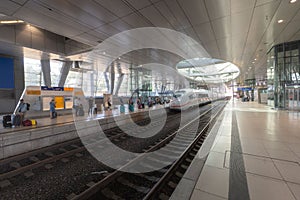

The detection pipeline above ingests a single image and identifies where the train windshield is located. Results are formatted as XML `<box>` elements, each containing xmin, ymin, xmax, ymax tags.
<box><xmin>174</xmin><ymin>91</ymin><xmax>185</xmax><ymax>98</ymax></box>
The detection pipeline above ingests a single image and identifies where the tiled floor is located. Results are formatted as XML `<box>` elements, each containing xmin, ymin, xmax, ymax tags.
<box><xmin>190</xmin><ymin>99</ymin><xmax>300</xmax><ymax>200</ymax></box>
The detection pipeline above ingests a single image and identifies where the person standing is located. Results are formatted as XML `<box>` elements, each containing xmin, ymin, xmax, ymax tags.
<box><xmin>88</xmin><ymin>96</ymin><xmax>94</xmax><ymax>116</ymax></box>
<box><xmin>74</xmin><ymin>97</ymin><xmax>79</xmax><ymax>116</ymax></box>
<box><xmin>49</xmin><ymin>99</ymin><xmax>56</xmax><ymax>119</ymax></box>
<box><xmin>17</xmin><ymin>99</ymin><xmax>27</xmax><ymax>123</ymax></box>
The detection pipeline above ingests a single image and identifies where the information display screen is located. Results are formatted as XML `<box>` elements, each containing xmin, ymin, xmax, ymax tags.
<box><xmin>65</xmin><ymin>97</ymin><xmax>73</xmax><ymax>109</ymax></box>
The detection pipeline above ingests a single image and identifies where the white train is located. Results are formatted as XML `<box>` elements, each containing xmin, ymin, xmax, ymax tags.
<box><xmin>169</xmin><ymin>88</ymin><xmax>212</xmax><ymax>110</ymax></box>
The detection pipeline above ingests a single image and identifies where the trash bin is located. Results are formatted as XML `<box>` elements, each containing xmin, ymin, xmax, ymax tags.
<box><xmin>129</xmin><ymin>104</ymin><xmax>134</xmax><ymax>112</ymax></box>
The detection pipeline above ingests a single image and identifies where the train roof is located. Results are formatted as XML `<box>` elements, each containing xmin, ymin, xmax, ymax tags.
<box><xmin>175</xmin><ymin>88</ymin><xmax>208</xmax><ymax>94</ymax></box>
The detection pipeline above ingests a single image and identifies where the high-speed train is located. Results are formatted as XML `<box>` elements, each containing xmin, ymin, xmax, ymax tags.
<box><xmin>169</xmin><ymin>88</ymin><xmax>213</xmax><ymax>110</ymax></box>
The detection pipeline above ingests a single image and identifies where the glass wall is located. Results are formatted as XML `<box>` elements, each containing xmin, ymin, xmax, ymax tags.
<box><xmin>267</xmin><ymin>40</ymin><xmax>300</xmax><ymax>109</ymax></box>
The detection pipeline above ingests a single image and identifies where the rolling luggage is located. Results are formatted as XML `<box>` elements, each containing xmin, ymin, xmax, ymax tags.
<box><xmin>31</xmin><ymin>119</ymin><xmax>37</xmax><ymax>125</ymax></box>
<box><xmin>78</xmin><ymin>107</ymin><xmax>84</xmax><ymax>116</ymax></box>
<box><xmin>52</xmin><ymin>112</ymin><xmax>57</xmax><ymax>118</ymax></box>
<box><xmin>3</xmin><ymin>115</ymin><xmax>12</xmax><ymax>128</ymax></box>
<box><xmin>22</xmin><ymin>119</ymin><xmax>32</xmax><ymax>126</ymax></box>
<box><xmin>120</xmin><ymin>105</ymin><xmax>125</xmax><ymax>113</ymax></box>
<box><xmin>129</xmin><ymin>104</ymin><xmax>134</xmax><ymax>112</ymax></box>
<box><xmin>12</xmin><ymin>114</ymin><xmax>21</xmax><ymax>126</ymax></box>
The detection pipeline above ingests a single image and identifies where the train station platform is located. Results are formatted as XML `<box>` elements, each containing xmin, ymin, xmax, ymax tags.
<box><xmin>171</xmin><ymin>99</ymin><xmax>300</xmax><ymax>200</ymax></box>
<box><xmin>0</xmin><ymin>104</ymin><xmax>168</xmax><ymax>159</ymax></box>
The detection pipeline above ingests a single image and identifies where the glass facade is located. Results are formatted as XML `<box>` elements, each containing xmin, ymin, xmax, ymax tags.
<box><xmin>267</xmin><ymin>40</ymin><xmax>300</xmax><ymax>109</ymax></box>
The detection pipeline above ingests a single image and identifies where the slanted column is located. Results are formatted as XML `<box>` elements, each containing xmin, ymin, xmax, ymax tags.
<box><xmin>58</xmin><ymin>61</ymin><xmax>72</xmax><ymax>87</ymax></box>
<box><xmin>114</xmin><ymin>62</ymin><xmax>124</xmax><ymax>96</ymax></box>
<box><xmin>41</xmin><ymin>59</ymin><xmax>51</xmax><ymax>87</ymax></box>
<box><xmin>110</xmin><ymin>62</ymin><xmax>115</xmax><ymax>94</ymax></box>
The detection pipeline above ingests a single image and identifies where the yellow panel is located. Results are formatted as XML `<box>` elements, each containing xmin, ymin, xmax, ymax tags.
<box><xmin>64</xmin><ymin>87</ymin><xmax>74</xmax><ymax>91</ymax></box>
<box><xmin>27</xmin><ymin>90</ymin><xmax>41</xmax><ymax>95</ymax></box>
<box><xmin>54</xmin><ymin>96</ymin><xmax>64</xmax><ymax>110</ymax></box>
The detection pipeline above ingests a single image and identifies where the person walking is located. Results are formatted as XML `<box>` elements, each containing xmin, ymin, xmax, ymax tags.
<box><xmin>49</xmin><ymin>99</ymin><xmax>56</xmax><ymax>119</ymax></box>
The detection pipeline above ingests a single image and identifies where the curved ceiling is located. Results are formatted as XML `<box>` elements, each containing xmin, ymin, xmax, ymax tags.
<box><xmin>0</xmin><ymin>0</ymin><xmax>300</xmax><ymax>84</ymax></box>
<box><xmin>176</xmin><ymin>58</ymin><xmax>240</xmax><ymax>83</ymax></box>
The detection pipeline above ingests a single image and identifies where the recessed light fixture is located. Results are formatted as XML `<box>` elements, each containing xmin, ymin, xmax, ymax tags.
<box><xmin>103</xmin><ymin>52</ymin><xmax>106</xmax><ymax>55</ymax></box>
<box><xmin>252</xmin><ymin>61</ymin><xmax>255</xmax><ymax>64</ymax></box>
<box><xmin>0</xmin><ymin>20</ymin><xmax>24</xmax><ymax>24</ymax></box>
<box><xmin>277</xmin><ymin>19</ymin><xmax>284</xmax><ymax>24</ymax></box>
<box><xmin>290</xmin><ymin>0</ymin><xmax>297</xmax><ymax>3</ymax></box>
<box><xmin>254</xmin><ymin>58</ymin><xmax>257</xmax><ymax>61</ymax></box>
<box><xmin>118</xmin><ymin>57</ymin><xmax>121</xmax><ymax>60</ymax></box>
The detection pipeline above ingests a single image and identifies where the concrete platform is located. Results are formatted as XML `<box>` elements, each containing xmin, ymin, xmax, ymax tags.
<box><xmin>0</xmin><ymin>104</ymin><xmax>168</xmax><ymax>159</ymax></box>
<box><xmin>171</xmin><ymin>99</ymin><xmax>300</xmax><ymax>200</ymax></box>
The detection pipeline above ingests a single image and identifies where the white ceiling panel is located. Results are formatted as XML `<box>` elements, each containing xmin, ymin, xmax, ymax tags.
<box><xmin>153</xmin><ymin>1</ymin><xmax>179</xmax><ymax>29</ymax></box>
<box><xmin>121</xmin><ymin>12</ymin><xmax>152</xmax><ymax>28</ymax></box>
<box><xmin>177</xmin><ymin>0</ymin><xmax>209</xmax><ymax>26</ymax></box>
<box><xmin>109</xmin><ymin>19</ymin><xmax>133</xmax><ymax>32</ymax></box>
<box><xmin>230</xmin><ymin>0</ymin><xmax>255</xmax><ymax>14</ymax></box>
<box><xmin>193</xmin><ymin>22</ymin><xmax>215</xmax><ymax>43</ymax></box>
<box><xmin>94</xmin><ymin>0</ymin><xmax>134</xmax><ymax>18</ymax></box>
<box><xmin>125</xmin><ymin>0</ymin><xmax>152</xmax><ymax>10</ymax></box>
<box><xmin>35</xmin><ymin>0</ymin><xmax>106</xmax><ymax>28</ymax></box>
<box><xmin>202</xmin><ymin>40</ymin><xmax>220</xmax><ymax>58</ymax></box>
<box><xmin>216</xmin><ymin>37</ymin><xmax>232</xmax><ymax>61</ymax></box>
<box><xmin>205</xmin><ymin>0</ymin><xmax>230</xmax><ymax>20</ymax></box>
<box><xmin>0</xmin><ymin>0</ymin><xmax>22</xmax><ymax>15</ymax></box>
<box><xmin>68</xmin><ymin>0</ymin><xmax>118</xmax><ymax>23</ymax></box>
<box><xmin>231</xmin><ymin>10</ymin><xmax>252</xmax><ymax>36</ymax></box>
<box><xmin>275</xmin><ymin>20</ymin><xmax>300</xmax><ymax>44</ymax></box>
<box><xmin>232</xmin><ymin>34</ymin><xmax>247</xmax><ymax>63</ymax></box>
<box><xmin>14</xmin><ymin>5</ymin><xmax>84</xmax><ymax>37</ymax></box>
<box><xmin>163</xmin><ymin>0</ymin><xmax>191</xmax><ymax>30</ymax></box>
<box><xmin>10</xmin><ymin>0</ymin><xmax>28</xmax><ymax>5</ymax></box>
<box><xmin>211</xmin><ymin>15</ymin><xmax>231</xmax><ymax>39</ymax></box>
<box><xmin>96</xmin><ymin>24</ymin><xmax>120</xmax><ymax>36</ymax></box>
<box><xmin>139</xmin><ymin>5</ymin><xmax>173</xmax><ymax>28</ymax></box>
<box><xmin>256</xmin><ymin>0</ymin><xmax>278</xmax><ymax>7</ymax></box>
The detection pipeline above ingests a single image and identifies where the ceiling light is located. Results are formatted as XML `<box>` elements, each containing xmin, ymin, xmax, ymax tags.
<box><xmin>290</xmin><ymin>0</ymin><xmax>297</xmax><ymax>3</ymax></box>
<box><xmin>277</xmin><ymin>19</ymin><xmax>284</xmax><ymax>24</ymax></box>
<box><xmin>254</xmin><ymin>58</ymin><xmax>257</xmax><ymax>61</ymax></box>
<box><xmin>0</xmin><ymin>20</ymin><xmax>24</xmax><ymax>24</ymax></box>
<box><xmin>103</xmin><ymin>52</ymin><xmax>106</xmax><ymax>55</ymax></box>
<box><xmin>252</xmin><ymin>61</ymin><xmax>255</xmax><ymax>64</ymax></box>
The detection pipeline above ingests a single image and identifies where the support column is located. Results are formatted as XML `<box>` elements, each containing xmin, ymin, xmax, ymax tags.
<box><xmin>58</xmin><ymin>61</ymin><xmax>72</xmax><ymax>87</ymax></box>
<box><xmin>110</xmin><ymin>62</ymin><xmax>115</xmax><ymax>94</ymax></box>
<box><xmin>104</xmin><ymin>65</ymin><xmax>110</xmax><ymax>93</ymax></box>
<box><xmin>41</xmin><ymin>59</ymin><xmax>51</xmax><ymax>87</ymax></box>
<box><xmin>114</xmin><ymin>62</ymin><xmax>124</xmax><ymax>96</ymax></box>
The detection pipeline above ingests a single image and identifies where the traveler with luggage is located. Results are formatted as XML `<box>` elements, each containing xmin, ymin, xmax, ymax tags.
<box><xmin>17</xmin><ymin>99</ymin><xmax>28</xmax><ymax>124</ymax></box>
<box><xmin>50</xmin><ymin>99</ymin><xmax>57</xmax><ymax>119</ymax></box>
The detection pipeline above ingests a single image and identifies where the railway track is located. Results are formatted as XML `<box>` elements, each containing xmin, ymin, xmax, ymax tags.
<box><xmin>0</xmin><ymin>101</ymin><xmax>226</xmax><ymax>199</ymax></box>
<box><xmin>0</xmin><ymin>108</ymin><xmax>180</xmax><ymax>188</ymax></box>
<box><xmin>70</xmin><ymin>101</ymin><xmax>227</xmax><ymax>200</ymax></box>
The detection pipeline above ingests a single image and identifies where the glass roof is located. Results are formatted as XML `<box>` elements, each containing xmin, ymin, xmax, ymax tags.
<box><xmin>176</xmin><ymin>58</ymin><xmax>240</xmax><ymax>83</ymax></box>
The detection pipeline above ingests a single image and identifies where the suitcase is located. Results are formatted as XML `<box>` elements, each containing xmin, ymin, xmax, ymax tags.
<box><xmin>12</xmin><ymin>114</ymin><xmax>21</xmax><ymax>126</ymax></box>
<box><xmin>52</xmin><ymin>112</ymin><xmax>57</xmax><ymax>118</ymax></box>
<box><xmin>120</xmin><ymin>105</ymin><xmax>125</xmax><ymax>113</ymax></box>
<box><xmin>3</xmin><ymin>115</ymin><xmax>12</xmax><ymax>128</ymax></box>
<box><xmin>129</xmin><ymin>104</ymin><xmax>134</xmax><ymax>112</ymax></box>
<box><xmin>78</xmin><ymin>107</ymin><xmax>84</xmax><ymax>116</ymax></box>
<box><xmin>22</xmin><ymin>119</ymin><xmax>32</xmax><ymax>126</ymax></box>
<box><xmin>31</xmin><ymin>119</ymin><xmax>37</xmax><ymax>125</ymax></box>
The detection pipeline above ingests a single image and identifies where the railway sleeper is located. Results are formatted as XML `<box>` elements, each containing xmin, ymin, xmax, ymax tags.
<box><xmin>117</xmin><ymin>177</ymin><xmax>150</xmax><ymax>194</ymax></box>
<box><xmin>101</xmin><ymin>188</ymin><xmax>125</xmax><ymax>200</ymax></box>
<box><xmin>136</xmin><ymin>173</ymin><xmax>160</xmax><ymax>182</ymax></box>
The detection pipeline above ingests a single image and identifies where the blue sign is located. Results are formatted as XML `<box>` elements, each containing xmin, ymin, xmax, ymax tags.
<box><xmin>238</xmin><ymin>87</ymin><xmax>252</xmax><ymax>91</ymax></box>
<box><xmin>41</xmin><ymin>86</ymin><xmax>64</xmax><ymax>91</ymax></box>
